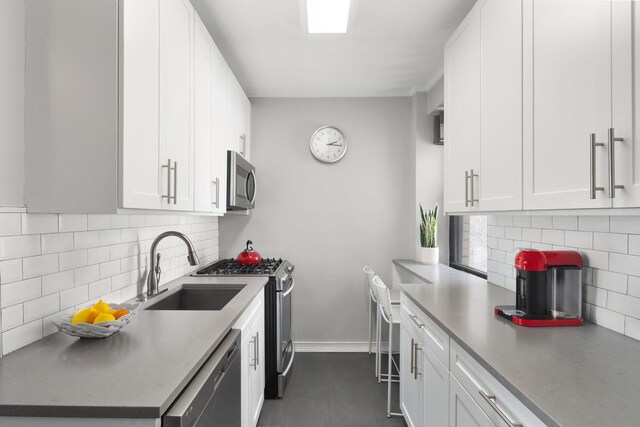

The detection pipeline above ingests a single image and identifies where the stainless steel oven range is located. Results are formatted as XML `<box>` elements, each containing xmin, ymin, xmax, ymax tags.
<box><xmin>193</xmin><ymin>258</ymin><xmax>295</xmax><ymax>399</ymax></box>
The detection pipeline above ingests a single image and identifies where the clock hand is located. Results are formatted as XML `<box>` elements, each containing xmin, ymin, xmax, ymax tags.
<box><xmin>327</xmin><ymin>141</ymin><xmax>343</xmax><ymax>146</ymax></box>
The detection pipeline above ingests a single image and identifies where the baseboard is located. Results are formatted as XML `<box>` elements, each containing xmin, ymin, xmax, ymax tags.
<box><xmin>294</xmin><ymin>341</ymin><xmax>395</xmax><ymax>353</ymax></box>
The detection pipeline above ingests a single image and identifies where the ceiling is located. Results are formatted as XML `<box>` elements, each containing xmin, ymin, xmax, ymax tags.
<box><xmin>192</xmin><ymin>0</ymin><xmax>476</xmax><ymax>98</ymax></box>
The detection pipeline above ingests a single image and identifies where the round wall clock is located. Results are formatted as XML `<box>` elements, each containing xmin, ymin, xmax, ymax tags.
<box><xmin>310</xmin><ymin>126</ymin><xmax>347</xmax><ymax>163</ymax></box>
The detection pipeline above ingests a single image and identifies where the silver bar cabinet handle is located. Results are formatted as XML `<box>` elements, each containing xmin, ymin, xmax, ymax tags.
<box><xmin>590</xmin><ymin>134</ymin><xmax>605</xmax><ymax>199</ymax></box>
<box><xmin>173</xmin><ymin>161</ymin><xmax>178</xmax><ymax>204</ymax></box>
<box><xmin>470</xmin><ymin>169</ymin><xmax>479</xmax><ymax>206</ymax></box>
<box><xmin>409</xmin><ymin>314</ymin><xmax>424</xmax><ymax>329</ymax></box>
<box><xmin>410</xmin><ymin>338</ymin><xmax>415</xmax><ymax>374</ymax></box>
<box><xmin>479</xmin><ymin>390</ymin><xmax>523</xmax><ymax>427</ymax></box>
<box><xmin>255</xmin><ymin>332</ymin><xmax>259</xmax><ymax>369</ymax></box>
<box><xmin>162</xmin><ymin>159</ymin><xmax>172</xmax><ymax>204</ymax></box>
<box><xmin>212</xmin><ymin>177</ymin><xmax>220</xmax><ymax>209</ymax></box>
<box><xmin>608</xmin><ymin>128</ymin><xmax>624</xmax><ymax>198</ymax></box>
<box><xmin>250</xmin><ymin>335</ymin><xmax>257</xmax><ymax>368</ymax></box>
<box><xmin>465</xmin><ymin>170</ymin><xmax>470</xmax><ymax>207</ymax></box>
<box><xmin>413</xmin><ymin>345</ymin><xmax>420</xmax><ymax>380</ymax></box>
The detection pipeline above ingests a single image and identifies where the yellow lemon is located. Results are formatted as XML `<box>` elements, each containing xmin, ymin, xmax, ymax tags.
<box><xmin>92</xmin><ymin>300</ymin><xmax>111</xmax><ymax>313</ymax></box>
<box><xmin>71</xmin><ymin>308</ymin><xmax>92</xmax><ymax>324</ymax></box>
<box><xmin>93</xmin><ymin>313</ymin><xmax>116</xmax><ymax>324</ymax></box>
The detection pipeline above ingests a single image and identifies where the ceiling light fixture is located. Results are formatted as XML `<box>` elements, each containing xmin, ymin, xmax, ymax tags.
<box><xmin>306</xmin><ymin>0</ymin><xmax>351</xmax><ymax>34</ymax></box>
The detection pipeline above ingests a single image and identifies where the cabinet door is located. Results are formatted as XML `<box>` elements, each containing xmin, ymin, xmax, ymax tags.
<box><xmin>120</xmin><ymin>0</ymin><xmax>164</xmax><ymax>210</ymax></box>
<box><xmin>612</xmin><ymin>1</ymin><xmax>640</xmax><ymax>207</ymax></box>
<box><xmin>422</xmin><ymin>346</ymin><xmax>449</xmax><ymax>427</ymax></box>
<box><xmin>211</xmin><ymin>44</ymin><xmax>228</xmax><ymax>214</ymax></box>
<box><xmin>478</xmin><ymin>0</ymin><xmax>522</xmax><ymax>211</ymax></box>
<box><xmin>159</xmin><ymin>0</ymin><xmax>194</xmax><ymax>211</ymax></box>
<box><xmin>449</xmin><ymin>374</ymin><xmax>495</xmax><ymax>427</ymax></box>
<box><xmin>400</xmin><ymin>320</ymin><xmax>422</xmax><ymax>427</ymax></box>
<box><xmin>444</xmin><ymin>6</ymin><xmax>481</xmax><ymax>213</ymax></box>
<box><xmin>249</xmin><ymin>308</ymin><xmax>265</xmax><ymax>427</ymax></box>
<box><xmin>523</xmin><ymin>0</ymin><xmax>612</xmax><ymax>209</ymax></box>
<box><xmin>193</xmin><ymin>15</ymin><xmax>214</xmax><ymax>212</ymax></box>
<box><xmin>225</xmin><ymin>73</ymin><xmax>241</xmax><ymax>153</ymax></box>
<box><xmin>239</xmin><ymin>91</ymin><xmax>251</xmax><ymax>160</ymax></box>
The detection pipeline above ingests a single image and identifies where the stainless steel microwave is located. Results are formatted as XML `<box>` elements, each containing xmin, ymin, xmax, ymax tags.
<box><xmin>227</xmin><ymin>151</ymin><xmax>256</xmax><ymax>210</ymax></box>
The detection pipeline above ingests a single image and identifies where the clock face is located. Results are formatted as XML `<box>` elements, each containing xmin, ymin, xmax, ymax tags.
<box><xmin>310</xmin><ymin>126</ymin><xmax>347</xmax><ymax>163</ymax></box>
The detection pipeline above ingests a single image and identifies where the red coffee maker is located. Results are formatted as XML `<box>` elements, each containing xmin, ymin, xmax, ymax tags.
<box><xmin>495</xmin><ymin>249</ymin><xmax>584</xmax><ymax>327</ymax></box>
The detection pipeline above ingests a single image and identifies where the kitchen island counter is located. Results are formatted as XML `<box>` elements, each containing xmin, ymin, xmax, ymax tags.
<box><xmin>394</xmin><ymin>259</ymin><xmax>640</xmax><ymax>427</ymax></box>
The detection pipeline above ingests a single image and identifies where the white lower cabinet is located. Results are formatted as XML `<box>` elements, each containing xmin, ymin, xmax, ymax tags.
<box><xmin>233</xmin><ymin>290</ymin><xmax>265</xmax><ymax>427</ymax></box>
<box><xmin>400</xmin><ymin>296</ymin><xmax>544</xmax><ymax>427</ymax></box>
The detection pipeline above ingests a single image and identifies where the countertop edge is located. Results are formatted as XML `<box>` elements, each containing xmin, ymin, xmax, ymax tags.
<box><xmin>394</xmin><ymin>259</ymin><xmax>561</xmax><ymax>427</ymax></box>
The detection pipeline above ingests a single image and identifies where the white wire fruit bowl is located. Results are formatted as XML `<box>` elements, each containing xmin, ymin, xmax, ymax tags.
<box><xmin>53</xmin><ymin>303</ymin><xmax>140</xmax><ymax>339</ymax></box>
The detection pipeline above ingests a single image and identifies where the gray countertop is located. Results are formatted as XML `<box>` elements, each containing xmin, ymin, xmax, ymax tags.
<box><xmin>394</xmin><ymin>259</ymin><xmax>640</xmax><ymax>427</ymax></box>
<box><xmin>0</xmin><ymin>275</ymin><xmax>268</xmax><ymax>419</ymax></box>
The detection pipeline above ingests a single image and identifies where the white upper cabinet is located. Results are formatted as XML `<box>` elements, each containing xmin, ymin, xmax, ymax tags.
<box><xmin>444</xmin><ymin>6</ymin><xmax>481</xmax><ymax>213</ymax></box>
<box><xmin>159</xmin><ymin>0</ymin><xmax>195</xmax><ymax>211</ymax></box>
<box><xmin>522</xmin><ymin>0</ymin><xmax>613</xmax><ymax>210</ymax></box>
<box><xmin>611</xmin><ymin>1</ymin><xmax>640</xmax><ymax>207</ymax></box>
<box><xmin>478</xmin><ymin>0</ymin><xmax>522</xmax><ymax>211</ymax></box>
<box><xmin>445</xmin><ymin>0</ymin><xmax>522</xmax><ymax>213</ymax></box>
<box><xmin>226</xmin><ymin>73</ymin><xmax>252</xmax><ymax>160</ymax></box>
<box><xmin>24</xmin><ymin>0</ymin><xmax>248</xmax><ymax>214</ymax></box>
<box><xmin>194</xmin><ymin>14</ymin><xmax>227</xmax><ymax>214</ymax></box>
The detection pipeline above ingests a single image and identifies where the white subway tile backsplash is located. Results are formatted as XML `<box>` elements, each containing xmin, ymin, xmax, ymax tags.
<box><xmin>0</xmin><ymin>214</ymin><xmax>22</xmax><ymax>237</ymax></box>
<box><xmin>0</xmin><ymin>259</ymin><xmax>22</xmax><ymax>284</ymax></box>
<box><xmin>22</xmin><ymin>254</ymin><xmax>58</xmax><ymax>279</ymax></box>
<box><xmin>541</xmin><ymin>229</ymin><xmax>564</xmax><ymax>245</ymax></box>
<box><xmin>593</xmin><ymin>269</ymin><xmax>628</xmax><ymax>294</ymax></box>
<box><xmin>629</xmin><ymin>276</ymin><xmax>640</xmax><ymax>299</ymax></box>
<box><xmin>593</xmin><ymin>232</ymin><xmax>628</xmax><ymax>254</ymax></box>
<box><xmin>504</xmin><ymin>227</ymin><xmax>522</xmax><ymax>240</ymax></box>
<box><xmin>0</xmin><ymin>213</ymin><xmax>218</xmax><ymax>356</ymax></box>
<box><xmin>607</xmin><ymin>292</ymin><xmax>640</xmax><ymax>319</ymax></box>
<box><xmin>624</xmin><ymin>316</ymin><xmax>640</xmax><ymax>341</ymax></box>
<box><xmin>23</xmin><ymin>294</ymin><xmax>59</xmax><ymax>323</ymax></box>
<box><xmin>42</xmin><ymin>271</ymin><xmax>74</xmax><ymax>295</ymax></box>
<box><xmin>564</xmin><ymin>231</ymin><xmax>592</xmax><ymax>249</ymax></box>
<box><xmin>610</xmin><ymin>216</ymin><xmax>640</xmax><ymax>234</ymax></box>
<box><xmin>87</xmin><ymin>214</ymin><xmax>110</xmax><ymax>231</ymax></box>
<box><xmin>512</xmin><ymin>216</ymin><xmax>532</xmax><ymax>228</ymax></box>
<box><xmin>2</xmin><ymin>320</ymin><xmax>43</xmax><ymax>355</ymax></box>
<box><xmin>497</xmin><ymin>216</ymin><xmax>513</xmax><ymax>227</ymax></box>
<box><xmin>59</xmin><ymin>214</ymin><xmax>88</xmax><ymax>232</ymax></box>
<box><xmin>590</xmin><ymin>305</ymin><xmax>626</xmax><ymax>334</ymax></box>
<box><xmin>21</xmin><ymin>214</ymin><xmax>58</xmax><ymax>235</ymax></box>
<box><xmin>41</xmin><ymin>233</ymin><xmax>74</xmax><ymax>254</ymax></box>
<box><xmin>58</xmin><ymin>250</ymin><xmax>88</xmax><ymax>271</ymax></box>
<box><xmin>584</xmin><ymin>284</ymin><xmax>607</xmax><ymax>307</ymax></box>
<box><xmin>579</xmin><ymin>249</ymin><xmax>609</xmax><ymax>270</ymax></box>
<box><xmin>74</xmin><ymin>231</ymin><xmax>100</xmax><ymax>250</ymax></box>
<box><xmin>1</xmin><ymin>278</ymin><xmax>41</xmax><ymax>308</ymax></box>
<box><xmin>609</xmin><ymin>253</ymin><xmax>640</xmax><ymax>276</ymax></box>
<box><xmin>1</xmin><ymin>305</ymin><xmax>23</xmax><ymax>332</ymax></box>
<box><xmin>552</xmin><ymin>216</ymin><xmax>578</xmax><ymax>230</ymax></box>
<box><xmin>0</xmin><ymin>235</ymin><xmax>41</xmax><ymax>260</ymax></box>
<box><xmin>522</xmin><ymin>228</ymin><xmax>542</xmax><ymax>242</ymax></box>
<box><xmin>628</xmin><ymin>235</ymin><xmax>640</xmax><ymax>256</ymax></box>
<box><xmin>579</xmin><ymin>216</ymin><xmax>609</xmax><ymax>232</ymax></box>
<box><xmin>531</xmin><ymin>216</ymin><xmax>553</xmax><ymax>229</ymax></box>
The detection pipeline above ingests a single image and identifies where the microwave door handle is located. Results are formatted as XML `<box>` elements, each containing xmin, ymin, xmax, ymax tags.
<box><xmin>246</xmin><ymin>170</ymin><xmax>257</xmax><ymax>204</ymax></box>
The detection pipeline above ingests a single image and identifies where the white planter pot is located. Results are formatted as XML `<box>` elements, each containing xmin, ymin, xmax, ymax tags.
<box><xmin>418</xmin><ymin>247</ymin><xmax>439</xmax><ymax>264</ymax></box>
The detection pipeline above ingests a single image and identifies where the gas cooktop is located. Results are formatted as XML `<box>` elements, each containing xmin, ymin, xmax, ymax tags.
<box><xmin>195</xmin><ymin>258</ymin><xmax>284</xmax><ymax>276</ymax></box>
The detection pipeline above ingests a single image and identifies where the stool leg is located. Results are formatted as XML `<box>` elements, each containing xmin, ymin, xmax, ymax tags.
<box><xmin>368</xmin><ymin>298</ymin><xmax>373</xmax><ymax>355</ymax></box>
<box><xmin>376</xmin><ymin>305</ymin><xmax>382</xmax><ymax>382</ymax></box>
<box><xmin>387</xmin><ymin>320</ymin><xmax>393</xmax><ymax>418</ymax></box>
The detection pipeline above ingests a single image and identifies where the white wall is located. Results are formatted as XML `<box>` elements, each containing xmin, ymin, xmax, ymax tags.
<box><xmin>413</xmin><ymin>88</ymin><xmax>448</xmax><ymax>263</ymax></box>
<box><xmin>220</xmin><ymin>97</ymin><xmax>415</xmax><ymax>348</ymax></box>
<box><xmin>487</xmin><ymin>214</ymin><xmax>640</xmax><ymax>342</ymax></box>
<box><xmin>0</xmin><ymin>0</ymin><xmax>25</xmax><ymax>208</ymax></box>
<box><xmin>0</xmin><ymin>213</ymin><xmax>219</xmax><ymax>356</ymax></box>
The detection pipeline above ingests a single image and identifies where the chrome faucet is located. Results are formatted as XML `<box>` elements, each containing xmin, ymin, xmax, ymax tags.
<box><xmin>145</xmin><ymin>231</ymin><xmax>199</xmax><ymax>298</ymax></box>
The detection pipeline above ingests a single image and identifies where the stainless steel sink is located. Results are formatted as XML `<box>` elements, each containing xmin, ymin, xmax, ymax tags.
<box><xmin>145</xmin><ymin>284</ymin><xmax>244</xmax><ymax>311</ymax></box>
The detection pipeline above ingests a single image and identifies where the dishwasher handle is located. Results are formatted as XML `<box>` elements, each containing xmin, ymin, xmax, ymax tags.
<box><xmin>163</xmin><ymin>329</ymin><xmax>241</xmax><ymax>427</ymax></box>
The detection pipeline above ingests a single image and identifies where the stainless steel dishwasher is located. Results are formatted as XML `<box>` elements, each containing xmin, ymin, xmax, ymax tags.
<box><xmin>163</xmin><ymin>329</ymin><xmax>241</xmax><ymax>427</ymax></box>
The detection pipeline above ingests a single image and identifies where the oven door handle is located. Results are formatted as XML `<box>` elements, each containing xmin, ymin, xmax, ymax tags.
<box><xmin>282</xmin><ymin>279</ymin><xmax>295</xmax><ymax>297</ymax></box>
<box><xmin>281</xmin><ymin>340</ymin><xmax>295</xmax><ymax>377</ymax></box>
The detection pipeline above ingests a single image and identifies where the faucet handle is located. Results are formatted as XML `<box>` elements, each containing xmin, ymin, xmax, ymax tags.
<box><xmin>155</xmin><ymin>253</ymin><xmax>162</xmax><ymax>284</ymax></box>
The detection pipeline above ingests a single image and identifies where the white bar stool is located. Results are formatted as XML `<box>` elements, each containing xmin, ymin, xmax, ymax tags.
<box><xmin>372</xmin><ymin>275</ymin><xmax>403</xmax><ymax>418</ymax></box>
<box><xmin>363</xmin><ymin>265</ymin><xmax>400</xmax><ymax>378</ymax></box>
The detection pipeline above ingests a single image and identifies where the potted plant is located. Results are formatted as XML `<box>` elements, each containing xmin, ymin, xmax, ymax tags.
<box><xmin>418</xmin><ymin>204</ymin><xmax>439</xmax><ymax>264</ymax></box>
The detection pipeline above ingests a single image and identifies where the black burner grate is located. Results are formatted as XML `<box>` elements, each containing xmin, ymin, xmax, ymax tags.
<box><xmin>196</xmin><ymin>258</ymin><xmax>283</xmax><ymax>276</ymax></box>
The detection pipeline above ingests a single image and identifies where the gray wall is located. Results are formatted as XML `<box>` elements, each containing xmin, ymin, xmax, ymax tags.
<box><xmin>220</xmin><ymin>97</ymin><xmax>415</xmax><ymax>346</ymax></box>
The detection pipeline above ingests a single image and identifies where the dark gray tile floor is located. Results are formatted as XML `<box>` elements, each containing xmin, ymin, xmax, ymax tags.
<box><xmin>258</xmin><ymin>353</ymin><xmax>407</xmax><ymax>427</ymax></box>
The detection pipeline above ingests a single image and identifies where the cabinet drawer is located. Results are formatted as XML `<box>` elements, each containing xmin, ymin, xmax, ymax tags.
<box><xmin>450</xmin><ymin>340</ymin><xmax>545</xmax><ymax>427</ymax></box>
<box><xmin>401</xmin><ymin>294</ymin><xmax>450</xmax><ymax>368</ymax></box>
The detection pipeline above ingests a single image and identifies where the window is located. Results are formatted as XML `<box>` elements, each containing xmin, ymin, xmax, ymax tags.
<box><xmin>449</xmin><ymin>215</ymin><xmax>488</xmax><ymax>278</ymax></box>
